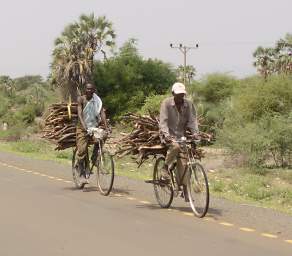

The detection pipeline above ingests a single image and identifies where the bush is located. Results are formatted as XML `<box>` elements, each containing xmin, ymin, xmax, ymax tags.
<box><xmin>197</xmin><ymin>73</ymin><xmax>238</xmax><ymax>103</ymax></box>
<box><xmin>140</xmin><ymin>94</ymin><xmax>168</xmax><ymax>115</ymax></box>
<box><xmin>266</xmin><ymin>115</ymin><xmax>292</xmax><ymax>167</ymax></box>
<box><xmin>13</xmin><ymin>103</ymin><xmax>44</xmax><ymax>125</ymax></box>
<box><xmin>0</xmin><ymin>95</ymin><xmax>9</xmax><ymax>118</ymax></box>
<box><xmin>232</xmin><ymin>75</ymin><xmax>292</xmax><ymax>122</ymax></box>
<box><xmin>188</xmin><ymin>74</ymin><xmax>238</xmax><ymax>133</ymax></box>
<box><xmin>219</xmin><ymin>75</ymin><xmax>292</xmax><ymax>168</ymax></box>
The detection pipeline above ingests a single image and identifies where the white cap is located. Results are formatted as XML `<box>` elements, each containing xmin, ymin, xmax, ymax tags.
<box><xmin>172</xmin><ymin>82</ymin><xmax>186</xmax><ymax>94</ymax></box>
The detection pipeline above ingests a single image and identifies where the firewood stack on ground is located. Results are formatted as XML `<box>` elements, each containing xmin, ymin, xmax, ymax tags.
<box><xmin>116</xmin><ymin>113</ymin><xmax>212</xmax><ymax>167</ymax></box>
<box><xmin>42</xmin><ymin>103</ymin><xmax>78</xmax><ymax>150</ymax></box>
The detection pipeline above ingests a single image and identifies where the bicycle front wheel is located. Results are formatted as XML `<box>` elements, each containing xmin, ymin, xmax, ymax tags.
<box><xmin>153</xmin><ymin>156</ymin><xmax>174</xmax><ymax>208</ymax></box>
<box><xmin>72</xmin><ymin>149</ymin><xmax>86</xmax><ymax>189</ymax></box>
<box><xmin>96</xmin><ymin>149</ymin><xmax>114</xmax><ymax>196</ymax></box>
<box><xmin>187</xmin><ymin>162</ymin><xmax>209</xmax><ymax>217</ymax></box>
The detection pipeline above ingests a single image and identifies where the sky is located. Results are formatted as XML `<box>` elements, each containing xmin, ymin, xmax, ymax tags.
<box><xmin>0</xmin><ymin>0</ymin><xmax>291</xmax><ymax>79</ymax></box>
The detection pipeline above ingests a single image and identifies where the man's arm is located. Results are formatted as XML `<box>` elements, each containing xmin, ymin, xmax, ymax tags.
<box><xmin>186</xmin><ymin>101</ymin><xmax>199</xmax><ymax>134</ymax></box>
<box><xmin>159</xmin><ymin>100</ymin><xmax>170</xmax><ymax>137</ymax></box>
<box><xmin>100</xmin><ymin>108</ymin><xmax>108</xmax><ymax>130</ymax></box>
<box><xmin>77</xmin><ymin>96</ymin><xmax>87</xmax><ymax>131</ymax></box>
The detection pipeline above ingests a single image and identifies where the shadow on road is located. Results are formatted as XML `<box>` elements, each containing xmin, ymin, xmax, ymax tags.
<box><xmin>62</xmin><ymin>186</ymin><xmax>81</xmax><ymax>191</ymax></box>
<box><xmin>112</xmin><ymin>188</ymin><xmax>131</xmax><ymax>195</ymax></box>
<box><xmin>135</xmin><ymin>203</ymin><xmax>222</xmax><ymax>218</ymax></box>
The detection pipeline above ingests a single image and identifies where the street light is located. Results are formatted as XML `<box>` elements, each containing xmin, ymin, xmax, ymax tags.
<box><xmin>170</xmin><ymin>43</ymin><xmax>199</xmax><ymax>85</ymax></box>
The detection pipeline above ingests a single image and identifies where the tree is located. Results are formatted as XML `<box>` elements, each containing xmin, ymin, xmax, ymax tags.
<box><xmin>253</xmin><ymin>34</ymin><xmax>292</xmax><ymax>79</ymax></box>
<box><xmin>0</xmin><ymin>76</ymin><xmax>15</xmax><ymax>97</ymax></box>
<box><xmin>176</xmin><ymin>65</ymin><xmax>196</xmax><ymax>85</ymax></box>
<box><xmin>253</xmin><ymin>47</ymin><xmax>275</xmax><ymax>80</ymax></box>
<box><xmin>92</xmin><ymin>39</ymin><xmax>176</xmax><ymax>118</ymax></box>
<box><xmin>51</xmin><ymin>14</ymin><xmax>116</xmax><ymax>101</ymax></box>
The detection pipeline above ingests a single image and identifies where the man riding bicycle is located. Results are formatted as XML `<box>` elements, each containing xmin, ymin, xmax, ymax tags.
<box><xmin>76</xmin><ymin>83</ymin><xmax>108</xmax><ymax>183</ymax></box>
<box><xmin>159</xmin><ymin>82</ymin><xmax>199</xmax><ymax>201</ymax></box>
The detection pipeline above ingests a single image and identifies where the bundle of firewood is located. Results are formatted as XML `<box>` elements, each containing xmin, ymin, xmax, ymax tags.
<box><xmin>42</xmin><ymin>103</ymin><xmax>78</xmax><ymax>150</ymax></box>
<box><xmin>116</xmin><ymin>113</ymin><xmax>212</xmax><ymax>166</ymax></box>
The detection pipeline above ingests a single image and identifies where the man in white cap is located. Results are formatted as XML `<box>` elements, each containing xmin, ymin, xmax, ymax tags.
<box><xmin>159</xmin><ymin>82</ymin><xmax>199</xmax><ymax>201</ymax></box>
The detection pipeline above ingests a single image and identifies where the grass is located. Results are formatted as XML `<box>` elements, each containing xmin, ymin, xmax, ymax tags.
<box><xmin>0</xmin><ymin>139</ymin><xmax>73</xmax><ymax>165</ymax></box>
<box><xmin>0</xmin><ymin>129</ymin><xmax>22</xmax><ymax>140</ymax></box>
<box><xmin>114</xmin><ymin>155</ymin><xmax>153</xmax><ymax>180</ymax></box>
<box><xmin>0</xmin><ymin>138</ymin><xmax>292</xmax><ymax>215</ymax></box>
<box><xmin>208</xmin><ymin>168</ymin><xmax>292</xmax><ymax>215</ymax></box>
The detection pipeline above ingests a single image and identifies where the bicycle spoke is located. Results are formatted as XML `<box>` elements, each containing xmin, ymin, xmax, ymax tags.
<box><xmin>187</xmin><ymin>163</ymin><xmax>209</xmax><ymax>217</ymax></box>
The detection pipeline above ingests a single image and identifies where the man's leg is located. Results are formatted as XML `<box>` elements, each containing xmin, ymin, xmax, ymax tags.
<box><xmin>165</xmin><ymin>142</ymin><xmax>180</xmax><ymax>166</ymax></box>
<box><xmin>162</xmin><ymin>142</ymin><xmax>180</xmax><ymax>179</ymax></box>
<box><xmin>76</xmin><ymin>126</ymin><xmax>89</xmax><ymax>177</ymax></box>
<box><xmin>176</xmin><ymin>150</ymin><xmax>189</xmax><ymax>202</ymax></box>
<box><xmin>91</xmin><ymin>142</ymin><xmax>99</xmax><ymax>165</ymax></box>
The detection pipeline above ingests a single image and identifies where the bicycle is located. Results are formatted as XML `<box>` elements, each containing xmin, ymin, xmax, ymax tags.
<box><xmin>149</xmin><ymin>137</ymin><xmax>209</xmax><ymax>218</ymax></box>
<box><xmin>71</xmin><ymin>128</ymin><xmax>115</xmax><ymax>196</ymax></box>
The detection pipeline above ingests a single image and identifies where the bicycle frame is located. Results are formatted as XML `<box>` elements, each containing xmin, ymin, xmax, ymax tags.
<box><xmin>170</xmin><ymin>139</ymin><xmax>198</xmax><ymax>190</ymax></box>
<box><xmin>89</xmin><ymin>139</ymin><xmax>103</xmax><ymax>174</ymax></box>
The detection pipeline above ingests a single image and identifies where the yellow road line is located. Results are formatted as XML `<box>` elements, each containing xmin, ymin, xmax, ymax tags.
<box><xmin>1</xmin><ymin>162</ymin><xmax>74</xmax><ymax>185</ymax></box>
<box><xmin>183</xmin><ymin>212</ymin><xmax>194</xmax><ymax>217</ymax></box>
<box><xmin>2</xmin><ymin>161</ymin><xmax>292</xmax><ymax>244</ymax></box>
<box><xmin>126</xmin><ymin>197</ymin><xmax>136</xmax><ymax>201</ymax></box>
<box><xmin>203</xmin><ymin>217</ymin><xmax>215</xmax><ymax>222</ymax></box>
<box><xmin>239</xmin><ymin>227</ymin><xmax>256</xmax><ymax>232</ymax></box>
<box><xmin>139</xmin><ymin>200</ymin><xmax>151</xmax><ymax>204</ymax></box>
<box><xmin>261</xmin><ymin>233</ymin><xmax>278</xmax><ymax>239</ymax></box>
<box><xmin>219</xmin><ymin>222</ymin><xmax>234</xmax><ymax>227</ymax></box>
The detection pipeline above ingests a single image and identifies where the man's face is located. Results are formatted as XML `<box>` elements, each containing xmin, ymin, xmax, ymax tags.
<box><xmin>173</xmin><ymin>93</ymin><xmax>185</xmax><ymax>105</ymax></box>
<box><xmin>85</xmin><ymin>84</ymin><xmax>95</xmax><ymax>98</ymax></box>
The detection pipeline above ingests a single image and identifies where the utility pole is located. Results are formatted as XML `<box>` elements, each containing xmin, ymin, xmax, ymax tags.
<box><xmin>170</xmin><ymin>43</ymin><xmax>199</xmax><ymax>85</ymax></box>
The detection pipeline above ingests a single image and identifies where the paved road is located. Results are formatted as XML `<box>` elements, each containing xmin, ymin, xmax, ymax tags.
<box><xmin>0</xmin><ymin>151</ymin><xmax>291</xmax><ymax>255</ymax></box>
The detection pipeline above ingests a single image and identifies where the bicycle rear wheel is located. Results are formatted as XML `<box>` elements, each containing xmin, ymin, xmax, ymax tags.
<box><xmin>187</xmin><ymin>162</ymin><xmax>209</xmax><ymax>217</ymax></box>
<box><xmin>153</xmin><ymin>156</ymin><xmax>174</xmax><ymax>208</ymax></box>
<box><xmin>96</xmin><ymin>149</ymin><xmax>114</xmax><ymax>196</ymax></box>
<box><xmin>72</xmin><ymin>149</ymin><xmax>86</xmax><ymax>189</ymax></box>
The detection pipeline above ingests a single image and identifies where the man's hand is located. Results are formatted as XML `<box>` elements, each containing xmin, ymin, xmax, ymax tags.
<box><xmin>162</xmin><ymin>135</ymin><xmax>175</xmax><ymax>144</ymax></box>
<box><xmin>190</xmin><ymin>133</ymin><xmax>201</xmax><ymax>141</ymax></box>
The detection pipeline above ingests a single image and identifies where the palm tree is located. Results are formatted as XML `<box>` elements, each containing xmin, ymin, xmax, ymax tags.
<box><xmin>253</xmin><ymin>34</ymin><xmax>292</xmax><ymax>79</ymax></box>
<box><xmin>274</xmin><ymin>35</ymin><xmax>292</xmax><ymax>74</ymax></box>
<box><xmin>0</xmin><ymin>76</ymin><xmax>15</xmax><ymax>97</ymax></box>
<box><xmin>253</xmin><ymin>47</ymin><xmax>275</xmax><ymax>80</ymax></box>
<box><xmin>51</xmin><ymin>14</ymin><xmax>116</xmax><ymax>101</ymax></box>
<box><xmin>176</xmin><ymin>65</ymin><xmax>196</xmax><ymax>85</ymax></box>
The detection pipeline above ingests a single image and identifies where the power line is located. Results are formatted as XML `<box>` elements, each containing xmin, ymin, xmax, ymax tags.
<box><xmin>170</xmin><ymin>43</ymin><xmax>199</xmax><ymax>85</ymax></box>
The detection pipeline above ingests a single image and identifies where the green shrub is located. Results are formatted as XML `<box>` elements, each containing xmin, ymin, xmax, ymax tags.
<box><xmin>13</xmin><ymin>103</ymin><xmax>45</xmax><ymax>124</ymax></box>
<box><xmin>219</xmin><ymin>75</ymin><xmax>292</xmax><ymax>168</ymax></box>
<box><xmin>212</xmin><ymin>179</ymin><xmax>225</xmax><ymax>192</ymax></box>
<box><xmin>140</xmin><ymin>94</ymin><xmax>168</xmax><ymax>115</ymax></box>
<box><xmin>0</xmin><ymin>94</ymin><xmax>10</xmax><ymax>118</ymax></box>
<box><xmin>232</xmin><ymin>75</ymin><xmax>292</xmax><ymax>122</ymax></box>
<box><xmin>276</xmin><ymin>189</ymin><xmax>292</xmax><ymax>205</ymax></box>
<box><xmin>197</xmin><ymin>73</ymin><xmax>238</xmax><ymax>103</ymax></box>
